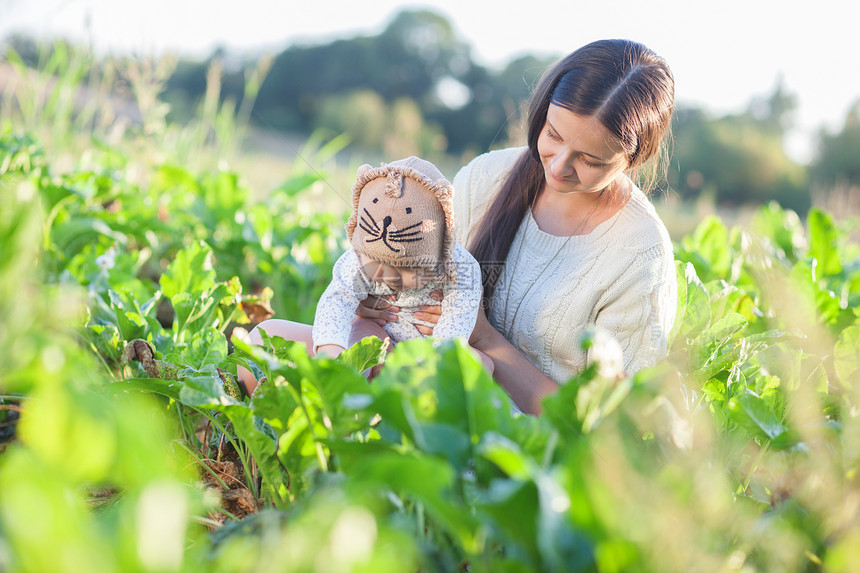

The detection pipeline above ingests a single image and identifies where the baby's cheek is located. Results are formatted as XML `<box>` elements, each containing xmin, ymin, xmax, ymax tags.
<box><xmin>406</xmin><ymin>274</ymin><xmax>433</xmax><ymax>290</ymax></box>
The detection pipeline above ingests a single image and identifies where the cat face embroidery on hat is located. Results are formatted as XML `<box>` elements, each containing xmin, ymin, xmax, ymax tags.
<box><xmin>354</xmin><ymin>171</ymin><xmax>443</xmax><ymax>268</ymax></box>
<box><xmin>345</xmin><ymin>157</ymin><xmax>457</xmax><ymax>282</ymax></box>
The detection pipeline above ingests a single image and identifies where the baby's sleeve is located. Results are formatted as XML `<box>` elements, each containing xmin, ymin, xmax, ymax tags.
<box><xmin>312</xmin><ymin>250</ymin><xmax>369</xmax><ymax>352</ymax></box>
<box><xmin>431</xmin><ymin>243</ymin><xmax>483</xmax><ymax>341</ymax></box>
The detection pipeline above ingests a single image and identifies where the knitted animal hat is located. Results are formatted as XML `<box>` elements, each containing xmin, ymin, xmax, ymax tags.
<box><xmin>345</xmin><ymin>156</ymin><xmax>457</xmax><ymax>282</ymax></box>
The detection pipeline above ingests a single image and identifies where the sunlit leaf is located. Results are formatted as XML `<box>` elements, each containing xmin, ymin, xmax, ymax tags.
<box><xmin>834</xmin><ymin>325</ymin><xmax>860</xmax><ymax>388</ymax></box>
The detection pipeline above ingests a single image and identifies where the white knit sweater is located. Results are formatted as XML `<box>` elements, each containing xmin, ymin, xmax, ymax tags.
<box><xmin>452</xmin><ymin>147</ymin><xmax>677</xmax><ymax>384</ymax></box>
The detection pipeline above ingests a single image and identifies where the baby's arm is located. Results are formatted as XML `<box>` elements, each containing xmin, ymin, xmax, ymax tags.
<box><xmin>428</xmin><ymin>244</ymin><xmax>483</xmax><ymax>340</ymax></box>
<box><xmin>312</xmin><ymin>250</ymin><xmax>369</xmax><ymax>353</ymax></box>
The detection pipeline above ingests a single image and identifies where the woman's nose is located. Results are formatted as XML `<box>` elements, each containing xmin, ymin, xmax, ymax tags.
<box><xmin>551</xmin><ymin>151</ymin><xmax>575</xmax><ymax>177</ymax></box>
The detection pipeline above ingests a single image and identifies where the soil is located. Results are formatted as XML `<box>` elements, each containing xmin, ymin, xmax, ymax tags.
<box><xmin>202</xmin><ymin>447</ymin><xmax>260</xmax><ymax>524</ymax></box>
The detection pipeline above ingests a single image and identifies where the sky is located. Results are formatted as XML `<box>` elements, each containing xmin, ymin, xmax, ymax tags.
<box><xmin>1</xmin><ymin>0</ymin><xmax>858</xmax><ymax>161</ymax></box>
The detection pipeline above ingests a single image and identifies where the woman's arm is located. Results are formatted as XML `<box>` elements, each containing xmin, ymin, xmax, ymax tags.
<box><xmin>469</xmin><ymin>307</ymin><xmax>559</xmax><ymax>415</ymax></box>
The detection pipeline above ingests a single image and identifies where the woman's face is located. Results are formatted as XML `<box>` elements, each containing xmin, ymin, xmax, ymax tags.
<box><xmin>537</xmin><ymin>104</ymin><xmax>630</xmax><ymax>195</ymax></box>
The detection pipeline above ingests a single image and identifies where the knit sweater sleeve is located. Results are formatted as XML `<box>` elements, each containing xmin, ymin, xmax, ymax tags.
<box><xmin>312</xmin><ymin>249</ymin><xmax>369</xmax><ymax>352</ymax></box>
<box><xmin>593</xmin><ymin>237</ymin><xmax>677</xmax><ymax>374</ymax></box>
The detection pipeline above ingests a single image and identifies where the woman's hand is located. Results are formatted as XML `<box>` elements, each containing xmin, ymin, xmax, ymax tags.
<box><xmin>412</xmin><ymin>290</ymin><xmax>443</xmax><ymax>335</ymax></box>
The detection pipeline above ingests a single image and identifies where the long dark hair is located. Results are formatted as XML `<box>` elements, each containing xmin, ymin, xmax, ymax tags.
<box><xmin>467</xmin><ymin>39</ymin><xmax>675</xmax><ymax>303</ymax></box>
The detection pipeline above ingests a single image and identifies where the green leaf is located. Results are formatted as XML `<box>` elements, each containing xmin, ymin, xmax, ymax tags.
<box><xmin>108</xmin><ymin>288</ymin><xmax>149</xmax><ymax>341</ymax></box>
<box><xmin>728</xmin><ymin>389</ymin><xmax>788</xmax><ymax>441</ymax></box>
<box><xmin>807</xmin><ymin>208</ymin><xmax>842</xmax><ymax>277</ymax></box>
<box><xmin>670</xmin><ymin>261</ymin><xmax>711</xmax><ymax>346</ymax></box>
<box><xmin>834</xmin><ymin>325</ymin><xmax>860</xmax><ymax>388</ymax></box>
<box><xmin>371</xmin><ymin>339</ymin><xmax>509</xmax><ymax>470</ymax></box>
<box><xmin>478</xmin><ymin>433</ymin><xmax>594</xmax><ymax>571</ymax></box>
<box><xmin>160</xmin><ymin>241</ymin><xmax>216</xmax><ymax>300</ymax></box>
<box><xmin>51</xmin><ymin>216</ymin><xmax>128</xmax><ymax>259</ymax></box>
<box><xmin>338</xmin><ymin>336</ymin><xmax>386</xmax><ymax>374</ymax></box>
<box><xmin>751</xmin><ymin>201</ymin><xmax>805</xmax><ymax>262</ymax></box>
<box><xmin>681</xmin><ymin>215</ymin><xmax>732</xmax><ymax>280</ymax></box>
<box><xmin>151</xmin><ymin>164</ymin><xmax>200</xmax><ymax>194</ymax></box>
<box><xmin>110</xmin><ymin>377</ymin><xmax>181</xmax><ymax>400</ymax></box>
<box><xmin>697</xmin><ymin>313</ymin><xmax>748</xmax><ymax>349</ymax></box>
<box><xmin>250</xmin><ymin>377</ymin><xmax>301</xmax><ymax>431</ymax></box>
<box><xmin>226</xmin><ymin>404</ymin><xmax>287</xmax><ymax>502</ymax></box>
<box><xmin>185</xmin><ymin>327</ymin><xmax>228</xmax><ymax>369</ymax></box>
<box><xmin>169</xmin><ymin>292</ymin><xmax>194</xmax><ymax>331</ymax></box>
<box><xmin>179</xmin><ymin>366</ymin><xmax>243</xmax><ymax>408</ymax></box>
<box><xmin>274</xmin><ymin>172</ymin><xmax>323</xmax><ymax>198</ymax></box>
<box><xmin>340</xmin><ymin>450</ymin><xmax>479</xmax><ymax>550</ymax></box>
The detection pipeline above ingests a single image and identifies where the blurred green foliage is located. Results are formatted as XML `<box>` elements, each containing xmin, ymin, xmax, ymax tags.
<box><xmin>2</xmin><ymin>21</ymin><xmax>860</xmax><ymax>573</ymax></box>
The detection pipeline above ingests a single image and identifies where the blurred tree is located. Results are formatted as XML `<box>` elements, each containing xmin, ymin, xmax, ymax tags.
<box><xmin>317</xmin><ymin>90</ymin><xmax>446</xmax><ymax>159</ymax></box>
<box><xmin>747</xmin><ymin>75</ymin><xmax>797</xmax><ymax>137</ymax></box>
<box><xmin>317</xmin><ymin>90</ymin><xmax>388</xmax><ymax>150</ymax></box>
<box><xmin>2</xmin><ymin>33</ymin><xmax>40</xmax><ymax>65</ymax></box>
<box><xmin>383</xmin><ymin>97</ymin><xmax>447</xmax><ymax>158</ymax></box>
<box><xmin>154</xmin><ymin>9</ymin><xmax>559</xmax><ymax>155</ymax></box>
<box><xmin>253</xmin><ymin>10</ymin><xmax>472</xmax><ymax>131</ymax></box>
<box><xmin>162</xmin><ymin>58</ymin><xmax>208</xmax><ymax>121</ymax></box>
<box><xmin>426</xmin><ymin>53</ymin><xmax>556</xmax><ymax>156</ymax></box>
<box><xmin>668</xmin><ymin>84</ymin><xmax>810</xmax><ymax>215</ymax></box>
<box><xmin>811</xmin><ymin>101</ymin><xmax>860</xmax><ymax>189</ymax></box>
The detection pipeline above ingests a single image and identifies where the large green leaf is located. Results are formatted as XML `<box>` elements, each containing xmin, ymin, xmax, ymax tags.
<box><xmin>807</xmin><ymin>208</ymin><xmax>843</xmax><ymax>277</ymax></box>
<box><xmin>179</xmin><ymin>366</ymin><xmax>243</xmax><ymax>408</ymax></box>
<box><xmin>337</xmin><ymin>336</ymin><xmax>387</xmax><ymax>374</ymax></box>
<box><xmin>160</xmin><ymin>241</ymin><xmax>216</xmax><ymax>300</ymax></box>
<box><xmin>478</xmin><ymin>433</ymin><xmax>595</xmax><ymax>572</ymax></box>
<box><xmin>340</xmin><ymin>449</ymin><xmax>480</xmax><ymax>551</ymax></box>
<box><xmin>728</xmin><ymin>388</ymin><xmax>788</xmax><ymax>442</ymax></box>
<box><xmin>370</xmin><ymin>339</ymin><xmax>512</xmax><ymax>470</ymax></box>
<box><xmin>670</xmin><ymin>261</ymin><xmax>711</xmax><ymax>346</ymax></box>
<box><xmin>834</xmin><ymin>325</ymin><xmax>860</xmax><ymax>388</ymax></box>
<box><xmin>750</xmin><ymin>201</ymin><xmax>805</xmax><ymax>262</ymax></box>
<box><xmin>679</xmin><ymin>215</ymin><xmax>732</xmax><ymax>281</ymax></box>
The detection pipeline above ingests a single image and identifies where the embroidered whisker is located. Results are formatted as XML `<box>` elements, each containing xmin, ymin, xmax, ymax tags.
<box><xmin>388</xmin><ymin>237</ymin><xmax>423</xmax><ymax>243</ymax></box>
<box><xmin>388</xmin><ymin>230</ymin><xmax>423</xmax><ymax>239</ymax></box>
<box><xmin>361</xmin><ymin>208</ymin><xmax>380</xmax><ymax>231</ymax></box>
<box><xmin>389</xmin><ymin>221</ymin><xmax>423</xmax><ymax>233</ymax></box>
<box><xmin>359</xmin><ymin>222</ymin><xmax>377</xmax><ymax>236</ymax></box>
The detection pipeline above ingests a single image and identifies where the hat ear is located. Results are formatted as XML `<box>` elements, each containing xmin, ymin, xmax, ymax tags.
<box><xmin>355</xmin><ymin>163</ymin><xmax>373</xmax><ymax>178</ymax></box>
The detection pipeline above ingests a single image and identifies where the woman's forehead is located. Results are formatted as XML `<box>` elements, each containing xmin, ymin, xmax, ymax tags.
<box><xmin>545</xmin><ymin>104</ymin><xmax>625</xmax><ymax>158</ymax></box>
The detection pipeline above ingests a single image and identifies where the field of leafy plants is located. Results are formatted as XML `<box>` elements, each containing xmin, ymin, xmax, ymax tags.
<box><xmin>2</xmin><ymin>47</ymin><xmax>860</xmax><ymax>573</ymax></box>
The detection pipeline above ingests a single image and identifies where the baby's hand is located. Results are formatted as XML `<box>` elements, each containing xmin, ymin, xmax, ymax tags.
<box><xmin>316</xmin><ymin>344</ymin><xmax>345</xmax><ymax>359</ymax></box>
<box><xmin>356</xmin><ymin>294</ymin><xmax>400</xmax><ymax>326</ymax></box>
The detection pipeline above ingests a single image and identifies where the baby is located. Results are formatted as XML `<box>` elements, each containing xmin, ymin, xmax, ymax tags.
<box><xmin>312</xmin><ymin>156</ymin><xmax>483</xmax><ymax>358</ymax></box>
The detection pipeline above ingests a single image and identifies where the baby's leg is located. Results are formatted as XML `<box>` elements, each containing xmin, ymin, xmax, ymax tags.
<box><xmin>235</xmin><ymin>319</ymin><xmax>314</xmax><ymax>395</ymax></box>
<box><xmin>347</xmin><ymin>317</ymin><xmax>391</xmax><ymax>347</ymax></box>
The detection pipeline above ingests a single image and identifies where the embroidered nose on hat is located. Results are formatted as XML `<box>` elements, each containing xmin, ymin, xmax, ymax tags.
<box><xmin>345</xmin><ymin>156</ymin><xmax>457</xmax><ymax>282</ymax></box>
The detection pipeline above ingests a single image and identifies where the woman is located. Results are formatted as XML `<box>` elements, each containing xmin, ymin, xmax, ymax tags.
<box><xmin>359</xmin><ymin>39</ymin><xmax>678</xmax><ymax>415</ymax></box>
